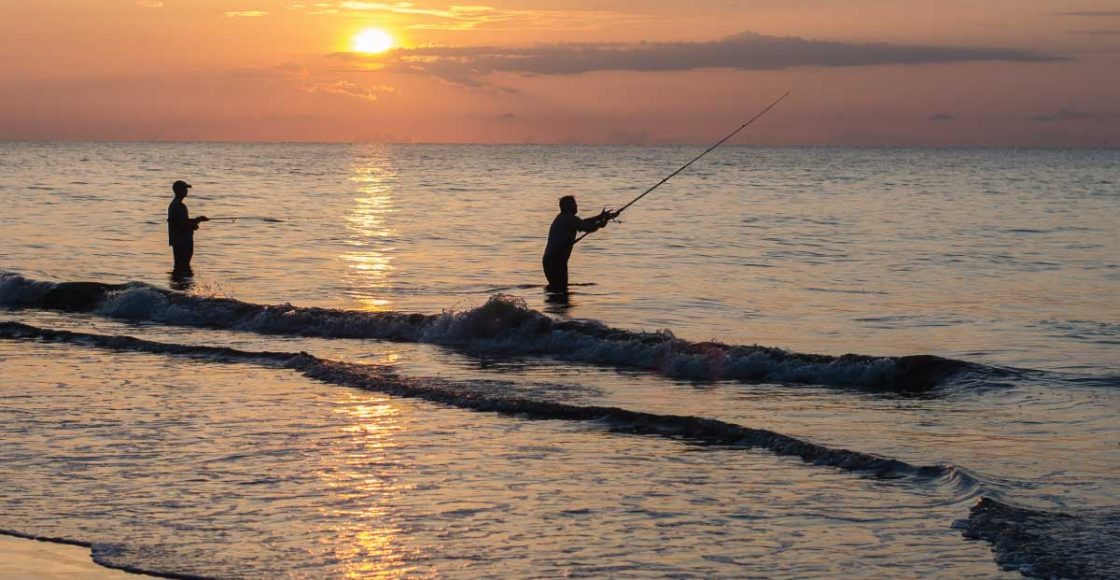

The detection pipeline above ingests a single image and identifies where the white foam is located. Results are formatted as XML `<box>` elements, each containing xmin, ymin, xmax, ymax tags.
<box><xmin>8</xmin><ymin>274</ymin><xmax>925</xmax><ymax>389</ymax></box>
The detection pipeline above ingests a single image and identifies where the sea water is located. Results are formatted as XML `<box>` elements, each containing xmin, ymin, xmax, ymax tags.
<box><xmin>0</xmin><ymin>142</ymin><xmax>1117</xmax><ymax>578</ymax></box>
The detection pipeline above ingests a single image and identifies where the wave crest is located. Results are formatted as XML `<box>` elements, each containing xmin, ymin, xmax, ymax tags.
<box><xmin>1</xmin><ymin>273</ymin><xmax>997</xmax><ymax>391</ymax></box>
<box><xmin>0</xmin><ymin>320</ymin><xmax>961</xmax><ymax>482</ymax></box>
<box><xmin>957</xmin><ymin>497</ymin><xmax>1120</xmax><ymax>579</ymax></box>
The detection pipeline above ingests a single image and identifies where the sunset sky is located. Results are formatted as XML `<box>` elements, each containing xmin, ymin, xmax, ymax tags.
<box><xmin>2</xmin><ymin>1</ymin><xmax>1118</xmax><ymax>145</ymax></box>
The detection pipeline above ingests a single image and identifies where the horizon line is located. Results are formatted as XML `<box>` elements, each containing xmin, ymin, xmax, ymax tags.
<box><xmin>0</xmin><ymin>139</ymin><xmax>1114</xmax><ymax>150</ymax></box>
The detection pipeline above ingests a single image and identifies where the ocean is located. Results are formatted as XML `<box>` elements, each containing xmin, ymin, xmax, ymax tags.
<box><xmin>0</xmin><ymin>142</ymin><xmax>1117</xmax><ymax>578</ymax></box>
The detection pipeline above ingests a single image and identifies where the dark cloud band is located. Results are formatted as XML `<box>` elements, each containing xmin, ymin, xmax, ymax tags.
<box><xmin>1031</xmin><ymin>109</ymin><xmax>1093</xmax><ymax>122</ymax></box>
<box><xmin>1056</xmin><ymin>11</ymin><xmax>1120</xmax><ymax>17</ymax></box>
<box><xmin>346</xmin><ymin>31</ymin><xmax>1059</xmax><ymax>87</ymax></box>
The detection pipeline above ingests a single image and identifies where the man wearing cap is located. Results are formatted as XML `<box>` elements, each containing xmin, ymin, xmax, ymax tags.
<box><xmin>168</xmin><ymin>180</ymin><xmax>208</xmax><ymax>273</ymax></box>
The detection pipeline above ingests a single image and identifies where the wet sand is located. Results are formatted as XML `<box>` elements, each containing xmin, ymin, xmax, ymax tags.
<box><xmin>0</xmin><ymin>534</ymin><xmax>136</xmax><ymax>579</ymax></box>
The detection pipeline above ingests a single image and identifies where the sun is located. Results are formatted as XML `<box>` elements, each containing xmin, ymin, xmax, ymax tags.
<box><xmin>353</xmin><ymin>28</ymin><xmax>395</xmax><ymax>54</ymax></box>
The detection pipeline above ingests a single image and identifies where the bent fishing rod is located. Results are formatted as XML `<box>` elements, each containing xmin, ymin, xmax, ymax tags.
<box><xmin>575</xmin><ymin>91</ymin><xmax>790</xmax><ymax>244</ymax></box>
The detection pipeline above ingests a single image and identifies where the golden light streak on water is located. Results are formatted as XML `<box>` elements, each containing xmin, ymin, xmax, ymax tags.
<box><xmin>344</xmin><ymin>151</ymin><xmax>397</xmax><ymax>312</ymax></box>
<box><xmin>321</xmin><ymin>393</ymin><xmax>424</xmax><ymax>578</ymax></box>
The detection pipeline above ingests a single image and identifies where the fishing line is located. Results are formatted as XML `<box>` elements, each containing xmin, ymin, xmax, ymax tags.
<box><xmin>575</xmin><ymin>92</ymin><xmax>790</xmax><ymax>244</ymax></box>
<box><xmin>204</xmin><ymin>217</ymin><xmax>285</xmax><ymax>223</ymax></box>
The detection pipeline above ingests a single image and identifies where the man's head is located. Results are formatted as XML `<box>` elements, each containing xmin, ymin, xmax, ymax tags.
<box><xmin>559</xmin><ymin>195</ymin><xmax>577</xmax><ymax>215</ymax></box>
<box><xmin>172</xmin><ymin>180</ymin><xmax>191</xmax><ymax>197</ymax></box>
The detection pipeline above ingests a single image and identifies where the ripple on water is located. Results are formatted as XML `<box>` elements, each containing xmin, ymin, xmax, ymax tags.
<box><xmin>0</xmin><ymin>340</ymin><xmax>1012</xmax><ymax>577</ymax></box>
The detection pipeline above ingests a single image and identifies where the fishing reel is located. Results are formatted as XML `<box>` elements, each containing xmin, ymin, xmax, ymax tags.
<box><xmin>600</xmin><ymin>207</ymin><xmax>622</xmax><ymax>224</ymax></box>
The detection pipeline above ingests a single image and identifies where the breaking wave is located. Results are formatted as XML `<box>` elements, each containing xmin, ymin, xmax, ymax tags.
<box><xmin>956</xmin><ymin>498</ymin><xmax>1120</xmax><ymax>579</ymax></box>
<box><xmin>0</xmin><ymin>320</ymin><xmax>967</xmax><ymax>482</ymax></box>
<box><xmin>5</xmin><ymin>321</ymin><xmax>1115</xmax><ymax>579</ymax></box>
<box><xmin>0</xmin><ymin>273</ymin><xmax>1005</xmax><ymax>391</ymax></box>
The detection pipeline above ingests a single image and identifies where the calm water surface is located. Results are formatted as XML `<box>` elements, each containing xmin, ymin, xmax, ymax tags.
<box><xmin>0</xmin><ymin>142</ymin><xmax>1117</xmax><ymax>578</ymax></box>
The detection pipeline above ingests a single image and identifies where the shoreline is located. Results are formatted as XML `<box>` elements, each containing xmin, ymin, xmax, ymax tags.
<box><xmin>0</xmin><ymin>533</ymin><xmax>138</xmax><ymax>579</ymax></box>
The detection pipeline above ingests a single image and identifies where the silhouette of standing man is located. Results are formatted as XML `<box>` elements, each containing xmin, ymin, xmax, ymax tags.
<box><xmin>167</xmin><ymin>180</ymin><xmax>208</xmax><ymax>273</ymax></box>
<box><xmin>542</xmin><ymin>195</ymin><xmax>616</xmax><ymax>293</ymax></box>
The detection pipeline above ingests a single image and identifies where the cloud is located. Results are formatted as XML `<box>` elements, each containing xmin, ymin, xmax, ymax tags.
<box><xmin>137</xmin><ymin>1</ymin><xmax>163</xmax><ymax>7</ymax></box>
<box><xmin>1056</xmin><ymin>11</ymin><xmax>1120</xmax><ymax>17</ymax></box>
<box><xmin>225</xmin><ymin>10</ymin><xmax>269</xmax><ymax>17</ymax></box>
<box><xmin>1031</xmin><ymin>109</ymin><xmax>1093</xmax><ymax>122</ymax></box>
<box><xmin>303</xmin><ymin>80</ymin><xmax>390</xmax><ymax>102</ymax></box>
<box><xmin>339</xmin><ymin>1</ymin><xmax>489</xmax><ymax>18</ymax></box>
<box><xmin>338</xmin><ymin>31</ymin><xmax>1058</xmax><ymax>88</ymax></box>
<box><xmin>928</xmin><ymin>113</ymin><xmax>955</xmax><ymax>122</ymax></box>
<box><xmin>1071</xmin><ymin>29</ymin><xmax>1120</xmax><ymax>36</ymax></box>
<box><xmin>332</xmin><ymin>1</ymin><xmax>639</xmax><ymax>31</ymax></box>
<box><xmin>257</xmin><ymin>60</ymin><xmax>392</xmax><ymax>103</ymax></box>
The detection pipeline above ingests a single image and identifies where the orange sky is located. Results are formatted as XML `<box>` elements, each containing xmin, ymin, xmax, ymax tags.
<box><xmin>1</xmin><ymin>0</ymin><xmax>1117</xmax><ymax>145</ymax></box>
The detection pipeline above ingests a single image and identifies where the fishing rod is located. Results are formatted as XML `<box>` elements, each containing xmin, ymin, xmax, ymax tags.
<box><xmin>204</xmin><ymin>216</ymin><xmax>284</xmax><ymax>223</ymax></box>
<box><xmin>575</xmin><ymin>91</ymin><xmax>790</xmax><ymax>244</ymax></box>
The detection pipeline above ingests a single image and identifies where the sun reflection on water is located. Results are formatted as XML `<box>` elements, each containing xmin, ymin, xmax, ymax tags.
<box><xmin>344</xmin><ymin>148</ymin><xmax>397</xmax><ymax>311</ymax></box>
<box><xmin>316</xmin><ymin>393</ymin><xmax>428</xmax><ymax>578</ymax></box>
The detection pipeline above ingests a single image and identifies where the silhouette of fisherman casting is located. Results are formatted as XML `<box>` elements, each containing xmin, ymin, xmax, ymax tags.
<box><xmin>167</xmin><ymin>180</ymin><xmax>208</xmax><ymax>273</ymax></box>
<box><xmin>542</xmin><ymin>195</ymin><xmax>617</xmax><ymax>293</ymax></box>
